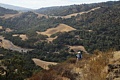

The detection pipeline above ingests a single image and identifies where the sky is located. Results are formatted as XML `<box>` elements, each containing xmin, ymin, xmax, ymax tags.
<box><xmin>0</xmin><ymin>0</ymin><xmax>119</xmax><ymax>9</ymax></box>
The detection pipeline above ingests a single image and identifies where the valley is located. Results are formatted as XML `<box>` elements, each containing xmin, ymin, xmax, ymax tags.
<box><xmin>0</xmin><ymin>1</ymin><xmax>120</xmax><ymax>80</ymax></box>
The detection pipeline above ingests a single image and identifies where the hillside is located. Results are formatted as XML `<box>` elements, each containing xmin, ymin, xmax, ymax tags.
<box><xmin>0</xmin><ymin>1</ymin><xmax>120</xmax><ymax>80</ymax></box>
<box><xmin>37</xmin><ymin>24</ymin><xmax>76</xmax><ymax>37</ymax></box>
<box><xmin>0</xmin><ymin>36</ymin><xmax>32</xmax><ymax>52</ymax></box>
<box><xmin>30</xmin><ymin>50</ymin><xmax>120</xmax><ymax>80</ymax></box>
<box><xmin>32</xmin><ymin>58</ymin><xmax>57</xmax><ymax>70</ymax></box>
<box><xmin>0</xmin><ymin>1</ymin><xmax>119</xmax><ymax>52</ymax></box>
<box><xmin>50</xmin><ymin>7</ymin><xmax>100</xmax><ymax>19</ymax></box>
<box><xmin>0</xmin><ymin>6</ymin><xmax>18</xmax><ymax>16</ymax></box>
<box><xmin>35</xmin><ymin>1</ymin><xmax>119</xmax><ymax>16</ymax></box>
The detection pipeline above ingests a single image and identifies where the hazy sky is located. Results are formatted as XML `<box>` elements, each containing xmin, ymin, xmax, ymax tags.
<box><xmin>0</xmin><ymin>0</ymin><xmax>118</xmax><ymax>9</ymax></box>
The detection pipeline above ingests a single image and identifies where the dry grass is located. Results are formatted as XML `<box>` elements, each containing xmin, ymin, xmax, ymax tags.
<box><xmin>63</xmin><ymin>7</ymin><xmax>100</xmax><ymax>18</ymax></box>
<box><xmin>12</xmin><ymin>34</ymin><xmax>28</xmax><ymax>41</ymax></box>
<box><xmin>19</xmin><ymin>34</ymin><xmax>28</xmax><ymax>40</ymax></box>
<box><xmin>0</xmin><ymin>12</ymin><xmax>22</xmax><ymax>19</ymax></box>
<box><xmin>81</xmin><ymin>50</ymin><xmax>114</xmax><ymax>80</ymax></box>
<box><xmin>49</xmin><ymin>7</ymin><xmax>100</xmax><ymax>19</ymax></box>
<box><xmin>0</xmin><ymin>36</ymin><xmax>32</xmax><ymax>52</ymax></box>
<box><xmin>37</xmin><ymin>24</ymin><xmax>76</xmax><ymax>37</ymax></box>
<box><xmin>30</xmin><ymin>49</ymin><xmax>119</xmax><ymax>80</ymax></box>
<box><xmin>69</xmin><ymin>45</ymin><xmax>88</xmax><ymax>53</ymax></box>
<box><xmin>46</xmin><ymin>36</ymin><xmax>58</xmax><ymax>42</ymax></box>
<box><xmin>5</xmin><ymin>28</ymin><xmax>13</xmax><ymax>32</ymax></box>
<box><xmin>0</xmin><ymin>26</ymin><xmax>3</xmax><ymax>30</ymax></box>
<box><xmin>32</xmin><ymin>58</ymin><xmax>58</xmax><ymax>70</ymax></box>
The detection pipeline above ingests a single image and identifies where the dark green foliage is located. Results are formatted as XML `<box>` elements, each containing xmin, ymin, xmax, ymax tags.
<box><xmin>0</xmin><ymin>6</ymin><xmax>18</xmax><ymax>16</ymax></box>
<box><xmin>0</xmin><ymin>11</ymin><xmax>59</xmax><ymax>33</ymax></box>
<box><xmin>35</xmin><ymin>1</ymin><xmax>119</xmax><ymax>16</ymax></box>
<box><xmin>0</xmin><ymin>48</ymin><xmax>41</xmax><ymax>80</ymax></box>
<box><xmin>0</xmin><ymin>1</ymin><xmax>119</xmax><ymax>53</ymax></box>
<box><xmin>0</xmin><ymin>1</ymin><xmax>120</xmax><ymax>79</ymax></box>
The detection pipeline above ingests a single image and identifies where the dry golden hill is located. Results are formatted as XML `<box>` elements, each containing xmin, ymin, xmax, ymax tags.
<box><xmin>69</xmin><ymin>46</ymin><xmax>88</xmax><ymax>53</ymax></box>
<box><xmin>32</xmin><ymin>58</ymin><xmax>58</xmax><ymax>70</ymax></box>
<box><xmin>0</xmin><ymin>26</ymin><xmax>3</xmax><ymax>30</ymax></box>
<box><xmin>0</xmin><ymin>36</ymin><xmax>32</xmax><ymax>52</ymax></box>
<box><xmin>12</xmin><ymin>34</ymin><xmax>28</xmax><ymax>41</ymax></box>
<box><xmin>0</xmin><ymin>12</ymin><xmax>22</xmax><ymax>19</ymax></box>
<box><xmin>30</xmin><ymin>50</ymin><xmax>120</xmax><ymax>80</ymax></box>
<box><xmin>37</xmin><ymin>24</ymin><xmax>76</xmax><ymax>37</ymax></box>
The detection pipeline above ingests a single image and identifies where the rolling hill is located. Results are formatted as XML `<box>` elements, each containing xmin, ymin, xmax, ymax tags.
<box><xmin>0</xmin><ymin>3</ymin><xmax>32</xmax><ymax>12</ymax></box>
<box><xmin>0</xmin><ymin>1</ymin><xmax>120</xmax><ymax>80</ymax></box>
<box><xmin>35</xmin><ymin>1</ymin><xmax>119</xmax><ymax>16</ymax></box>
<box><xmin>0</xmin><ymin>6</ymin><xmax>18</xmax><ymax>16</ymax></box>
<box><xmin>36</xmin><ymin>24</ymin><xmax>76</xmax><ymax>37</ymax></box>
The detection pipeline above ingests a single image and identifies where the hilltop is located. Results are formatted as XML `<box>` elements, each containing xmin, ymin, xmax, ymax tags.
<box><xmin>35</xmin><ymin>1</ymin><xmax>119</xmax><ymax>16</ymax></box>
<box><xmin>0</xmin><ymin>3</ymin><xmax>32</xmax><ymax>12</ymax></box>
<box><xmin>0</xmin><ymin>6</ymin><xmax>18</xmax><ymax>16</ymax></box>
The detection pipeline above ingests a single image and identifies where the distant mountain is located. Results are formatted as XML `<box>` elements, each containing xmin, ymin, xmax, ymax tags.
<box><xmin>35</xmin><ymin>1</ymin><xmax>119</xmax><ymax>16</ymax></box>
<box><xmin>0</xmin><ymin>3</ymin><xmax>32</xmax><ymax>12</ymax></box>
<box><xmin>0</xmin><ymin>6</ymin><xmax>18</xmax><ymax>16</ymax></box>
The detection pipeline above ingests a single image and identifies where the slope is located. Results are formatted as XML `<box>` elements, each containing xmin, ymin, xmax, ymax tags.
<box><xmin>37</xmin><ymin>24</ymin><xmax>76</xmax><ymax>37</ymax></box>
<box><xmin>30</xmin><ymin>50</ymin><xmax>120</xmax><ymax>80</ymax></box>
<box><xmin>35</xmin><ymin>1</ymin><xmax>119</xmax><ymax>16</ymax></box>
<box><xmin>0</xmin><ymin>6</ymin><xmax>18</xmax><ymax>16</ymax></box>
<box><xmin>32</xmin><ymin>58</ymin><xmax>57</xmax><ymax>70</ymax></box>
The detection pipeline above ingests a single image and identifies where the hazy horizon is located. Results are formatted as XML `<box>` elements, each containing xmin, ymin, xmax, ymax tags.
<box><xmin>0</xmin><ymin>0</ymin><xmax>119</xmax><ymax>9</ymax></box>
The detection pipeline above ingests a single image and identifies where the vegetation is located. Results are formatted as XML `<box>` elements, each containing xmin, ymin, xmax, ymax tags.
<box><xmin>0</xmin><ymin>7</ymin><xmax>18</xmax><ymax>16</ymax></box>
<box><xmin>0</xmin><ymin>1</ymin><xmax>120</xmax><ymax>80</ymax></box>
<box><xmin>0</xmin><ymin>1</ymin><xmax>119</xmax><ymax>53</ymax></box>
<box><xmin>35</xmin><ymin>1</ymin><xmax>119</xmax><ymax>16</ymax></box>
<box><xmin>0</xmin><ymin>48</ymin><xmax>41</xmax><ymax>80</ymax></box>
<box><xmin>30</xmin><ymin>50</ymin><xmax>114</xmax><ymax>80</ymax></box>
